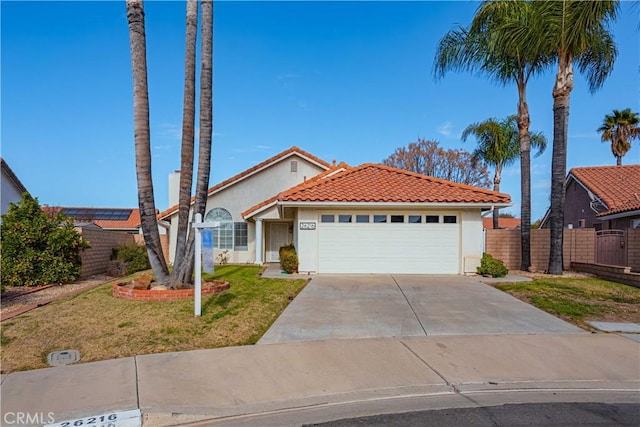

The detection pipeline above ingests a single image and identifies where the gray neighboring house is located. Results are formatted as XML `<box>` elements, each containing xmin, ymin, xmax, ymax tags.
<box><xmin>1</xmin><ymin>158</ymin><xmax>28</xmax><ymax>223</ymax></box>
<box><xmin>540</xmin><ymin>165</ymin><xmax>640</xmax><ymax>230</ymax></box>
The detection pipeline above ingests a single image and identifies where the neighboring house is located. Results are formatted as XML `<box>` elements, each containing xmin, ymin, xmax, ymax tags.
<box><xmin>159</xmin><ymin>146</ymin><xmax>511</xmax><ymax>274</ymax></box>
<box><xmin>540</xmin><ymin>165</ymin><xmax>640</xmax><ymax>230</ymax></box>
<box><xmin>42</xmin><ymin>206</ymin><xmax>146</xmax><ymax>234</ymax></box>
<box><xmin>482</xmin><ymin>217</ymin><xmax>521</xmax><ymax>229</ymax></box>
<box><xmin>1</xmin><ymin>158</ymin><xmax>28</xmax><ymax>222</ymax></box>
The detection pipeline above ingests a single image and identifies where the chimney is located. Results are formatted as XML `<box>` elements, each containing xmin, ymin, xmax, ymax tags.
<box><xmin>169</xmin><ymin>170</ymin><xmax>180</xmax><ymax>207</ymax></box>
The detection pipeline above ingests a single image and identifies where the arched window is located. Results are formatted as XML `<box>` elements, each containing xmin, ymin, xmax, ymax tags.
<box><xmin>205</xmin><ymin>207</ymin><xmax>233</xmax><ymax>249</ymax></box>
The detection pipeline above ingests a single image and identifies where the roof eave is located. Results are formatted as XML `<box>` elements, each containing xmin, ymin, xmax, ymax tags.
<box><xmin>597</xmin><ymin>209</ymin><xmax>640</xmax><ymax>221</ymax></box>
<box><xmin>278</xmin><ymin>201</ymin><xmax>511</xmax><ymax>209</ymax></box>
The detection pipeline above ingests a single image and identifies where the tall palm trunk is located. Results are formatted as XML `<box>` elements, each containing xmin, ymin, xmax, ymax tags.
<box><xmin>548</xmin><ymin>56</ymin><xmax>574</xmax><ymax>275</ymax></box>
<box><xmin>517</xmin><ymin>80</ymin><xmax>532</xmax><ymax>271</ymax></box>
<box><xmin>171</xmin><ymin>0</ymin><xmax>198</xmax><ymax>285</ymax></box>
<box><xmin>492</xmin><ymin>164</ymin><xmax>502</xmax><ymax>230</ymax></box>
<box><xmin>126</xmin><ymin>0</ymin><xmax>169</xmax><ymax>284</ymax></box>
<box><xmin>175</xmin><ymin>0</ymin><xmax>214</xmax><ymax>284</ymax></box>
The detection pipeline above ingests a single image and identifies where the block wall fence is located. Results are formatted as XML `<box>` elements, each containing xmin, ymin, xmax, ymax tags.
<box><xmin>484</xmin><ymin>228</ymin><xmax>640</xmax><ymax>273</ymax></box>
<box><xmin>77</xmin><ymin>228</ymin><xmax>169</xmax><ymax>277</ymax></box>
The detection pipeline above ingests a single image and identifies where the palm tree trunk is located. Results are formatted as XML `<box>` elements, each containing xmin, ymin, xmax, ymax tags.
<box><xmin>548</xmin><ymin>57</ymin><xmax>574</xmax><ymax>275</ymax></box>
<box><xmin>171</xmin><ymin>0</ymin><xmax>198</xmax><ymax>285</ymax></box>
<box><xmin>175</xmin><ymin>0</ymin><xmax>214</xmax><ymax>284</ymax></box>
<box><xmin>492</xmin><ymin>164</ymin><xmax>502</xmax><ymax>230</ymax></box>
<box><xmin>616</xmin><ymin>155</ymin><xmax>622</xmax><ymax>166</ymax></box>
<box><xmin>126</xmin><ymin>0</ymin><xmax>169</xmax><ymax>284</ymax></box>
<box><xmin>517</xmin><ymin>81</ymin><xmax>532</xmax><ymax>271</ymax></box>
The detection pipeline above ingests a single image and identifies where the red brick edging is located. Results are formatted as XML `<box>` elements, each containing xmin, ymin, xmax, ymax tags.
<box><xmin>112</xmin><ymin>280</ymin><xmax>230</xmax><ymax>301</ymax></box>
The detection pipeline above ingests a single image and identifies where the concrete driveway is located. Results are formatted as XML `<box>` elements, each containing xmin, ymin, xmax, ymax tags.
<box><xmin>258</xmin><ymin>275</ymin><xmax>584</xmax><ymax>344</ymax></box>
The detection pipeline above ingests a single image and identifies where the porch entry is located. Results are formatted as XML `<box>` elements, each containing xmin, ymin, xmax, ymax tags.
<box><xmin>268</xmin><ymin>223</ymin><xmax>290</xmax><ymax>262</ymax></box>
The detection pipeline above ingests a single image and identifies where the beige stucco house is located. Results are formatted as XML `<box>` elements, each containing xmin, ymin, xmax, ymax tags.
<box><xmin>158</xmin><ymin>147</ymin><xmax>511</xmax><ymax>274</ymax></box>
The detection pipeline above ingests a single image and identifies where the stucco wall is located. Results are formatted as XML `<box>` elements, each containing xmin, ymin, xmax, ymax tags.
<box><xmin>461</xmin><ymin>210</ymin><xmax>483</xmax><ymax>273</ymax></box>
<box><xmin>167</xmin><ymin>153</ymin><xmax>326</xmax><ymax>264</ymax></box>
<box><xmin>1</xmin><ymin>168</ymin><xmax>25</xmax><ymax>223</ymax></box>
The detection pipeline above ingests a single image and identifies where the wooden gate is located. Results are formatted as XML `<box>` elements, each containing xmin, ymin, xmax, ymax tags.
<box><xmin>595</xmin><ymin>229</ymin><xmax>627</xmax><ymax>266</ymax></box>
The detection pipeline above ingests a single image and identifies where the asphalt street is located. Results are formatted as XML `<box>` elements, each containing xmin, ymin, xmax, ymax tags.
<box><xmin>306</xmin><ymin>402</ymin><xmax>640</xmax><ymax>427</ymax></box>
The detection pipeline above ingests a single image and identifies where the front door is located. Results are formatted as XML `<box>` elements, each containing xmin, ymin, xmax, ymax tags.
<box><xmin>268</xmin><ymin>223</ymin><xmax>290</xmax><ymax>262</ymax></box>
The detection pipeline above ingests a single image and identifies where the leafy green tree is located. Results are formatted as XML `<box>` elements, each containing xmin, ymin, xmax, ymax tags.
<box><xmin>462</xmin><ymin>115</ymin><xmax>546</xmax><ymax>229</ymax></box>
<box><xmin>1</xmin><ymin>194</ymin><xmax>89</xmax><ymax>290</ymax></box>
<box><xmin>534</xmin><ymin>0</ymin><xmax>619</xmax><ymax>274</ymax></box>
<box><xmin>434</xmin><ymin>0</ymin><xmax>552</xmax><ymax>271</ymax></box>
<box><xmin>598</xmin><ymin>108</ymin><xmax>640</xmax><ymax>165</ymax></box>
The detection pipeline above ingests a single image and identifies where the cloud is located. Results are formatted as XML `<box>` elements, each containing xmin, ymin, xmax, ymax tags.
<box><xmin>437</xmin><ymin>121</ymin><xmax>454</xmax><ymax>137</ymax></box>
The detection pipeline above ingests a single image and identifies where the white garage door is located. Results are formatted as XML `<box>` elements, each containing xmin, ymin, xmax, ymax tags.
<box><xmin>317</xmin><ymin>213</ymin><xmax>460</xmax><ymax>274</ymax></box>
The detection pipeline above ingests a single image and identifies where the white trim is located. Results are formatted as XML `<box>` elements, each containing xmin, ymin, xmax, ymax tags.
<box><xmin>243</xmin><ymin>200</ymin><xmax>279</xmax><ymax>220</ymax></box>
<box><xmin>278</xmin><ymin>201</ymin><xmax>511</xmax><ymax>209</ymax></box>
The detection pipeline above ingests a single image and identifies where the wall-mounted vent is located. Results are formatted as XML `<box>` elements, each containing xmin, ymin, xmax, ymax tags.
<box><xmin>290</xmin><ymin>160</ymin><xmax>298</xmax><ymax>172</ymax></box>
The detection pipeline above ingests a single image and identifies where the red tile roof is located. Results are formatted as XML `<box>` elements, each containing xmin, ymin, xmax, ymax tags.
<box><xmin>483</xmin><ymin>217</ymin><xmax>521</xmax><ymax>229</ymax></box>
<box><xmin>569</xmin><ymin>165</ymin><xmax>640</xmax><ymax>217</ymax></box>
<box><xmin>243</xmin><ymin>163</ymin><xmax>510</xmax><ymax>217</ymax></box>
<box><xmin>42</xmin><ymin>207</ymin><xmax>142</xmax><ymax>230</ymax></box>
<box><xmin>158</xmin><ymin>146</ymin><xmax>331</xmax><ymax>220</ymax></box>
<box><xmin>279</xmin><ymin>163</ymin><xmax>510</xmax><ymax>203</ymax></box>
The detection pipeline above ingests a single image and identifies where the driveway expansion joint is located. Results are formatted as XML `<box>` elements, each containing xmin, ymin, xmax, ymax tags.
<box><xmin>391</xmin><ymin>274</ymin><xmax>428</xmax><ymax>336</ymax></box>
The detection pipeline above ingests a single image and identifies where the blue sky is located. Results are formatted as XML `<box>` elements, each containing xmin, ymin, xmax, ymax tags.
<box><xmin>2</xmin><ymin>1</ymin><xmax>638</xmax><ymax>221</ymax></box>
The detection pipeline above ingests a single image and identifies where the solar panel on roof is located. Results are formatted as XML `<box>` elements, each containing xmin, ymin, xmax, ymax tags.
<box><xmin>61</xmin><ymin>208</ymin><xmax>132</xmax><ymax>221</ymax></box>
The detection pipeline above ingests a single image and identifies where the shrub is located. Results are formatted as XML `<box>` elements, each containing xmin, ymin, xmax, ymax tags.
<box><xmin>279</xmin><ymin>244</ymin><xmax>298</xmax><ymax>274</ymax></box>
<box><xmin>113</xmin><ymin>243</ymin><xmax>150</xmax><ymax>274</ymax></box>
<box><xmin>477</xmin><ymin>253</ymin><xmax>508</xmax><ymax>278</ymax></box>
<box><xmin>1</xmin><ymin>194</ymin><xmax>89</xmax><ymax>290</ymax></box>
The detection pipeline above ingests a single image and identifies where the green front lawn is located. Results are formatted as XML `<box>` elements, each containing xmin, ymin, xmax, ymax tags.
<box><xmin>494</xmin><ymin>277</ymin><xmax>640</xmax><ymax>330</ymax></box>
<box><xmin>1</xmin><ymin>265</ymin><xmax>307</xmax><ymax>373</ymax></box>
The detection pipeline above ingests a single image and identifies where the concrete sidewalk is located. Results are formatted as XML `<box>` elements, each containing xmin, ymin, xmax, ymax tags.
<box><xmin>1</xmin><ymin>334</ymin><xmax>638</xmax><ymax>426</ymax></box>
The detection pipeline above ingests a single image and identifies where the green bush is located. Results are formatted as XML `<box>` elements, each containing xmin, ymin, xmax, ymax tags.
<box><xmin>1</xmin><ymin>194</ymin><xmax>89</xmax><ymax>290</ymax></box>
<box><xmin>279</xmin><ymin>244</ymin><xmax>298</xmax><ymax>274</ymax></box>
<box><xmin>477</xmin><ymin>253</ymin><xmax>508</xmax><ymax>278</ymax></box>
<box><xmin>113</xmin><ymin>243</ymin><xmax>150</xmax><ymax>274</ymax></box>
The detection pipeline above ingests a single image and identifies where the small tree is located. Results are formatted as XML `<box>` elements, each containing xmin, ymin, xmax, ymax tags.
<box><xmin>1</xmin><ymin>194</ymin><xmax>89</xmax><ymax>289</ymax></box>
<box><xmin>382</xmin><ymin>139</ymin><xmax>491</xmax><ymax>188</ymax></box>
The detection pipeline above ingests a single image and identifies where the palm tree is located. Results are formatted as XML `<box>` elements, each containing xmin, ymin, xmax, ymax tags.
<box><xmin>434</xmin><ymin>0</ymin><xmax>552</xmax><ymax>271</ymax></box>
<box><xmin>171</xmin><ymin>0</ymin><xmax>199</xmax><ymax>284</ymax></box>
<box><xmin>126</xmin><ymin>0</ymin><xmax>170</xmax><ymax>284</ymax></box>
<box><xmin>462</xmin><ymin>115</ymin><xmax>546</xmax><ymax>229</ymax></box>
<box><xmin>174</xmin><ymin>0</ymin><xmax>214</xmax><ymax>284</ymax></box>
<box><xmin>598</xmin><ymin>108</ymin><xmax>640</xmax><ymax>165</ymax></box>
<box><xmin>534</xmin><ymin>0</ymin><xmax>619</xmax><ymax>274</ymax></box>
